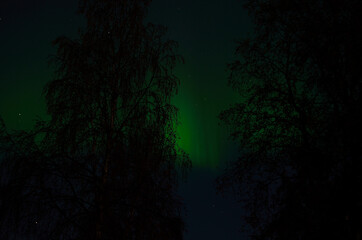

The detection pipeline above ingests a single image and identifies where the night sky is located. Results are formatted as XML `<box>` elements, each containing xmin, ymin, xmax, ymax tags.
<box><xmin>0</xmin><ymin>0</ymin><xmax>252</xmax><ymax>239</ymax></box>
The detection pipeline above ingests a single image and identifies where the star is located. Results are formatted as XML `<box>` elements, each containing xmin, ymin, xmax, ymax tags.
<box><xmin>18</xmin><ymin>113</ymin><xmax>21</xmax><ymax>116</ymax></box>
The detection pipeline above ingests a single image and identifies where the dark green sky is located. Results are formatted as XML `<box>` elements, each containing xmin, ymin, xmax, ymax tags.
<box><xmin>149</xmin><ymin>0</ymin><xmax>252</xmax><ymax>168</ymax></box>
<box><xmin>1</xmin><ymin>0</ymin><xmax>251</xmax><ymax>168</ymax></box>
<box><xmin>0</xmin><ymin>0</ymin><xmax>81</xmax><ymax>129</ymax></box>
<box><xmin>0</xmin><ymin>0</ymin><xmax>252</xmax><ymax>239</ymax></box>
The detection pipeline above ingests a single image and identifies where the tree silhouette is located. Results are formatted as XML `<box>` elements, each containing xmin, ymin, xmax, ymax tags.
<box><xmin>218</xmin><ymin>0</ymin><xmax>362</xmax><ymax>239</ymax></box>
<box><xmin>0</xmin><ymin>0</ymin><xmax>190</xmax><ymax>239</ymax></box>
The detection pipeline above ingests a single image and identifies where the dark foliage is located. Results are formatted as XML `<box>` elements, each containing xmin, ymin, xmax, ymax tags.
<box><xmin>218</xmin><ymin>0</ymin><xmax>362</xmax><ymax>239</ymax></box>
<box><xmin>0</xmin><ymin>0</ymin><xmax>190</xmax><ymax>239</ymax></box>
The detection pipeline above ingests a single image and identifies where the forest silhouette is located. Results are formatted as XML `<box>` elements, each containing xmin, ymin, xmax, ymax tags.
<box><xmin>0</xmin><ymin>0</ymin><xmax>190</xmax><ymax>239</ymax></box>
<box><xmin>218</xmin><ymin>0</ymin><xmax>362</xmax><ymax>239</ymax></box>
<box><xmin>1</xmin><ymin>0</ymin><xmax>362</xmax><ymax>239</ymax></box>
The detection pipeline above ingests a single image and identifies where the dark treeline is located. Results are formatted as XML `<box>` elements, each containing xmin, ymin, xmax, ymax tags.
<box><xmin>218</xmin><ymin>0</ymin><xmax>362</xmax><ymax>239</ymax></box>
<box><xmin>0</xmin><ymin>0</ymin><xmax>190</xmax><ymax>239</ymax></box>
<box><xmin>2</xmin><ymin>0</ymin><xmax>362</xmax><ymax>239</ymax></box>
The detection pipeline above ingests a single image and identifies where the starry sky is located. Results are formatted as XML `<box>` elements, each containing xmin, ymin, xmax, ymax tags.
<box><xmin>0</xmin><ymin>0</ymin><xmax>252</xmax><ymax>239</ymax></box>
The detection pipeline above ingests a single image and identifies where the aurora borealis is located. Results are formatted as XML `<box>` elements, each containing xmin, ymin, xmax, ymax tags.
<box><xmin>3</xmin><ymin>1</ymin><xmax>362</xmax><ymax>239</ymax></box>
<box><xmin>1</xmin><ymin>0</ymin><xmax>252</xmax><ymax>238</ymax></box>
<box><xmin>1</xmin><ymin>0</ymin><xmax>251</xmax><ymax>168</ymax></box>
<box><xmin>149</xmin><ymin>0</ymin><xmax>252</xmax><ymax>168</ymax></box>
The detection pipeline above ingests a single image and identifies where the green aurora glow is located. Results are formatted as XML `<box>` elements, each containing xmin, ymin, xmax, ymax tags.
<box><xmin>0</xmin><ymin>0</ymin><xmax>250</xmax><ymax>169</ymax></box>
<box><xmin>170</xmin><ymin>59</ymin><xmax>240</xmax><ymax>168</ymax></box>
